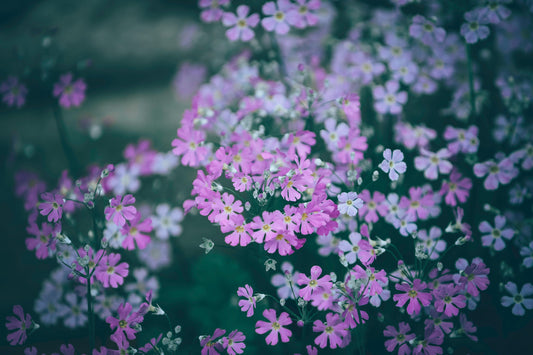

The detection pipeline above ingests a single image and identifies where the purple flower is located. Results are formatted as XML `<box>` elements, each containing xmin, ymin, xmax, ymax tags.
<box><xmin>5</xmin><ymin>305</ymin><xmax>33</xmax><ymax>346</ymax></box>
<box><xmin>458</xmin><ymin>313</ymin><xmax>478</xmax><ymax>342</ymax></box>
<box><xmin>501</xmin><ymin>282</ymin><xmax>533</xmax><ymax>316</ymax></box>
<box><xmin>297</xmin><ymin>265</ymin><xmax>332</xmax><ymax>301</ymax></box>
<box><xmin>286</xmin><ymin>0</ymin><xmax>321</xmax><ymax>29</ymax></box>
<box><xmin>200</xmin><ymin>328</ymin><xmax>226</xmax><ymax>355</ymax></box>
<box><xmin>409</xmin><ymin>15</ymin><xmax>446</xmax><ymax>45</ymax></box>
<box><xmin>473</xmin><ymin>157</ymin><xmax>517</xmax><ymax>190</ymax></box>
<box><xmin>312</xmin><ymin>313</ymin><xmax>348</xmax><ymax>349</ymax></box>
<box><xmin>373</xmin><ymin>81</ymin><xmax>407</xmax><ymax>115</ymax></box>
<box><xmin>95</xmin><ymin>253</ymin><xmax>129</xmax><ymax>288</ymax></box>
<box><xmin>383</xmin><ymin>321</ymin><xmax>415</xmax><ymax>354</ymax></box>
<box><xmin>1</xmin><ymin>76</ymin><xmax>28</xmax><ymax>108</ymax></box>
<box><xmin>151</xmin><ymin>203</ymin><xmax>184</xmax><ymax>239</ymax></box>
<box><xmin>417</xmin><ymin>227</ymin><xmax>446</xmax><ymax>260</ymax></box>
<box><xmin>199</xmin><ymin>0</ymin><xmax>230</xmax><ymax>23</ymax></box>
<box><xmin>520</xmin><ymin>241</ymin><xmax>533</xmax><ymax>268</ymax></box>
<box><xmin>433</xmin><ymin>284</ymin><xmax>466</xmax><ymax>317</ymax></box>
<box><xmin>460</xmin><ymin>9</ymin><xmax>491</xmax><ymax>44</ymax></box>
<box><xmin>106</xmin><ymin>302</ymin><xmax>144</xmax><ymax>348</ymax></box>
<box><xmin>414</xmin><ymin>148</ymin><xmax>453</xmax><ymax>180</ymax></box>
<box><xmin>379</xmin><ymin>148</ymin><xmax>407</xmax><ymax>181</ymax></box>
<box><xmin>440</xmin><ymin>170</ymin><xmax>472</xmax><ymax>206</ymax></box>
<box><xmin>413</xmin><ymin>326</ymin><xmax>443</xmax><ymax>355</ymax></box>
<box><xmin>255</xmin><ymin>309</ymin><xmax>292</xmax><ymax>345</ymax></box>
<box><xmin>53</xmin><ymin>73</ymin><xmax>87</xmax><ymax>108</ymax></box>
<box><xmin>479</xmin><ymin>215</ymin><xmax>514</xmax><ymax>251</ymax></box>
<box><xmin>271</xmin><ymin>262</ymin><xmax>300</xmax><ymax>299</ymax></box>
<box><xmin>139</xmin><ymin>334</ymin><xmax>163</xmax><ymax>353</ymax></box>
<box><xmin>393</xmin><ymin>279</ymin><xmax>432</xmax><ymax>316</ymax></box>
<box><xmin>222</xmin><ymin>5</ymin><xmax>260</xmax><ymax>42</ymax></box>
<box><xmin>479</xmin><ymin>1</ymin><xmax>511</xmax><ymax>24</ymax></box>
<box><xmin>455</xmin><ymin>258</ymin><xmax>490</xmax><ymax>297</ymax></box>
<box><xmin>38</xmin><ymin>192</ymin><xmax>64</xmax><ymax>223</ymax></box>
<box><xmin>104</xmin><ymin>194</ymin><xmax>137</xmax><ymax>227</ymax></box>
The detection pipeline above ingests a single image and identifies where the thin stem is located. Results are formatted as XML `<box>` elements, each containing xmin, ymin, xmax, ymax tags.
<box><xmin>86</xmin><ymin>271</ymin><xmax>95</xmax><ymax>352</ymax></box>
<box><xmin>53</xmin><ymin>105</ymin><xmax>82</xmax><ymax>179</ymax></box>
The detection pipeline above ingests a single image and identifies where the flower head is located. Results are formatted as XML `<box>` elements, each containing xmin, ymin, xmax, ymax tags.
<box><xmin>53</xmin><ymin>73</ymin><xmax>87</xmax><ymax>108</ymax></box>
<box><xmin>255</xmin><ymin>309</ymin><xmax>292</xmax><ymax>345</ymax></box>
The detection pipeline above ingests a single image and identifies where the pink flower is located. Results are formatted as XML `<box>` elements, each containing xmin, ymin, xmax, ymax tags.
<box><xmin>261</xmin><ymin>0</ymin><xmax>295</xmax><ymax>35</ymax></box>
<box><xmin>297</xmin><ymin>265</ymin><xmax>332</xmax><ymax>301</ymax></box>
<box><xmin>38</xmin><ymin>192</ymin><xmax>64</xmax><ymax>223</ymax></box>
<box><xmin>414</xmin><ymin>148</ymin><xmax>452</xmax><ymax>180</ymax></box>
<box><xmin>358</xmin><ymin>190</ymin><xmax>388</xmax><ymax>224</ymax></box>
<box><xmin>222</xmin><ymin>330</ymin><xmax>246</xmax><ymax>355</ymax></box>
<box><xmin>53</xmin><ymin>73</ymin><xmax>87</xmax><ymax>108</ymax></box>
<box><xmin>383</xmin><ymin>322</ymin><xmax>415</xmax><ymax>354</ymax></box>
<box><xmin>264</xmin><ymin>231</ymin><xmax>300</xmax><ymax>255</ymax></box>
<box><xmin>379</xmin><ymin>148</ymin><xmax>407</xmax><ymax>181</ymax></box>
<box><xmin>312</xmin><ymin>313</ymin><xmax>348</xmax><ymax>349</ymax></box>
<box><xmin>222</xmin><ymin>5</ymin><xmax>260</xmax><ymax>42</ymax></box>
<box><xmin>255</xmin><ymin>309</ymin><xmax>292</xmax><ymax>346</ymax></box>
<box><xmin>393</xmin><ymin>279</ymin><xmax>432</xmax><ymax>316</ymax></box>
<box><xmin>250</xmin><ymin>211</ymin><xmax>282</xmax><ymax>243</ymax></box>
<box><xmin>1</xmin><ymin>76</ymin><xmax>28</xmax><ymax>108</ymax></box>
<box><xmin>95</xmin><ymin>253</ymin><xmax>129</xmax><ymax>288</ymax></box>
<box><xmin>172</xmin><ymin>123</ymin><xmax>210</xmax><ymax>167</ymax></box>
<box><xmin>221</xmin><ymin>215</ymin><xmax>252</xmax><ymax>246</ymax></box>
<box><xmin>351</xmin><ymin>265</ymin><xmax>387</xmax><ymax>297</ymax></box>
<box><xmin>298</xmin><ymin>200</ymin><xmax>330</xmax><ymax>235</ymax></box>
<box><xmin>212</xmin><ymin>193</ymin><xmax>243</xmax><ymax>226</ymax></box>
<box><xmin>440</xmin><ymin>170</ymin><xmax>472</xmax><ymax>206</ymax></box>
<box><xmin>200</xmin><ymin>328</ymin><xmax>226</xmax><ymax>355</ymax></box>
<box><xmin>334</xmin><ymin>129</ymin><xmax>368</xmax><ymax>164</ymax></box>
<box><xmin>105</xmin><ymin>194</ymin><xmax>137</xmax><ymax>227</ymax></box>
<box><xmin>106</xmin><ymin>303</ymin><xmax>144</xmax><ymax>348</ymax></box>
<box><xmin>444</xmin><ymin>125</ymin><xmax>479</xmax><ymax>155</ymax></box>
<box><xmin>231</xmin><ymin>173</ymin><xmax>252</xmax><ymax>192</ymax></box>
<box><xmin>139</xmin><ymin>334</ymin><xmax>163</xmax><ymax>353</ymax></box>
<box><xmin>74</xmin><ymin>247</ymin><xmax>104</xmax><ymax>284</ymax></box>
<box><xmin>399</xmin><ymin>186</ymin><xmax>434</xmax><ymax>221</ymax></box>
<box><xmin>123</xmin><ymin>140</ymin><xmax>157</xmax><ymax>175</ymax></box>
<box><xmin>25</xmin><ymin>222</ymin><xmax>58</xmax><ymax>259</ymax></box>
<box><xmin>5</xmin><ymin>305</ymin><xmax>32</xmax><ymax>346</ymax></box>
<box><xmin>237</xmin><ymin>285</ymin><xmax>256</xmax><ymax>317</ymax></box>
<box><xmin>121</xmin><ymin>212</ymin><xmax>152</xmax><ymax>250</ymax></box>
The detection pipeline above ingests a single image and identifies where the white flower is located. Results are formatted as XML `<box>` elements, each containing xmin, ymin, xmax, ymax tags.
<box><xmin>379</xmin><ymin>149</ymin><xmax>407</xmax><ymax>181</ymax></box>
<box><xmin>337</xmin><ymin>192</ymin><xmax>364</xmax><ymax>217</ymax></box>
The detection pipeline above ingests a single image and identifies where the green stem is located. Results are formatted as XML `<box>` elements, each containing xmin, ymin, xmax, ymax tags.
<box><xmin>86</xmin><ymin>272</ymin><xmax>95</xmax><ymax>352</ymax></box>
<box><xmin>53</xmin><ymin>105</ymin><xmax>82</xmax><ymax>179</ymax></box>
